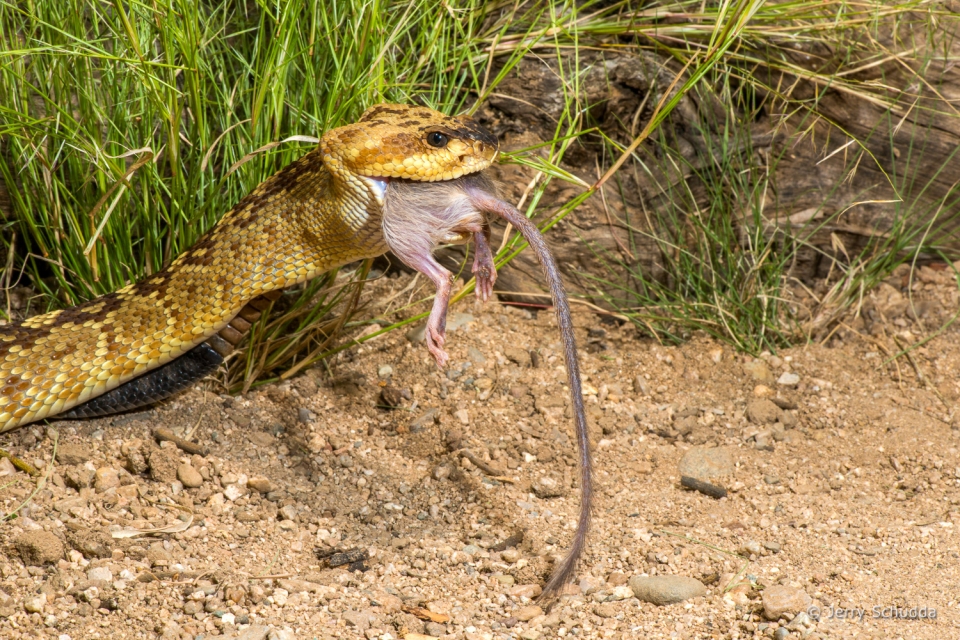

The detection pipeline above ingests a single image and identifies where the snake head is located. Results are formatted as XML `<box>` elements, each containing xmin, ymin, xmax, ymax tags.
<box><xmin>321</xmin><ymin>103</ymin><xmax>499</xmax><ymax>183</ymax></box>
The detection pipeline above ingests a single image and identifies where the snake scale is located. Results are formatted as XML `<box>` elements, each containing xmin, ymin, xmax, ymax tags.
<box><xmin>0</xmin><ymin>104</ymin><xmax>591</xmax><ymax>599</ymax></box>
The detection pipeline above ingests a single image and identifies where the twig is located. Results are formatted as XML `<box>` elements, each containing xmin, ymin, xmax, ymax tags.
<box><xmin>153</xmin><ymin>428</ymin><xmax>207</xmax><ymax>456</ymax></box>
<box><xmin>458</xmin><ymin>448</ymin><xmax>506</xmax><ymax>477</ymax></box>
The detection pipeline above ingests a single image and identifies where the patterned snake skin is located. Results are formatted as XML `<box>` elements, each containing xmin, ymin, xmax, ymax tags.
<box><xmin>0</xmin><ymin>104</ymin><xmax>498</xmax><ymax>432</ymax></box>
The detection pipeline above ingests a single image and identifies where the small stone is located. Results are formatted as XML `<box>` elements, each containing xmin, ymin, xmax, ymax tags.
<box><xmin>516</xmin><ymin>605</ymin><xmax>543</xmax><ymax>621</ymax></box>
<box><xmin>678</xmin><ymin>447</ymin><xmax>734</xmax><ymax>480</ymax></box>
<box><xmin>773</xmin><ymin>627</ymin><xmax>790</xmax><ymax>640</ymax></box>
<box><xmin>23</xmin><ymin>594</ymin><xmax>45</xmax><ymax>614</ymax></box>
<box><xmin>297</xmin><ymin>407</ymin><xmax>315</xmax><ymax>423</ymax></box>
<box><xmin>148</xmin><ymin>447</ymin><xmax>179</xmax><ymax>483</ymax></box>
<box><xmin>0</xmin><ymin>458</ymin><xmax>16</xmax><ymax>477</ymax></box>
<box><xmin>66</xmin><ymin>529</ymin><xmax>112</xmax><ymax>559</ymax></box>
<box><xmin>762</xmin><ymin>585</ymin><xmax>812</xmax><ymax>620</ymax></box>
<box><xmin>509</xmin><ymin>584</ymin><xmax>542</xmax><ymax>600</ymax></box>
<box><xmin>532</xmin><ymin>476</ymin><xmax>565</xmax><ymax>499</ymax></box>
<box><xmin>223</xmin><ymin>484</ymin><xmax>245</xmax><ymax>501</ymax></box>
<box><xmin>279</xmin><ymin>504</ymin><xmax>299</xmax><ymax>521</ymax></box>
<box><xmin>608</xmin><ymin>585</ymin><xmax>634</xmax><ymax>601</ymax></box>
<box><xmin>247</xmin><ymin>477</ymin><xmax>274</xmax><ymax>494</ymax></box>
<box><xmin>177</xmin><ymin>464</ymin><xmax>203</xmax><ymax>488</ymax></box>
<box><xmin>764</xmin><ymin>541</ymin><xmax>782</xmax><ymax>553</ymax></box>
<box><xmin>743</xmin><ymin>360</ymin><xmax>775</xmax><ymax>385</ymax></box>
<box><xmin>455</xmin><ymin>409</ymin><xmax>469</xmax><ymax>425</ymax></box>
<box><xmin>607</xmin><ymin>571</ymin><xmax>628</xmax><ymax>587</ymax></box>
<box><xmin>87</xmin><ymin>566</ymin><xmax>113</xmax><ymax>582</ymax></box>
<box><xmin>746</xmin><ymin>399</ymin><xmax>781</xmax><ymax>425</ymax></box>
<box><xmin>504</xmin><ymin>347</ymin><xmax>532</xmax><ymax>367</ymax></box>
<box><xmin>594</xmin><ymin>603</ymin><xmax>618</xmax><ymax>618</ymax></box>
<box><xmin>377</xmin><ymin>365</ymin><xmax>393</xmax><ymax>378</ymax></box>
<box><xmin>501</xmin><ymin>548</ymin><xmax>520</xmax><ymax>563</ymax></box>
<box><xmin>740</xmin><ymin>541</ymin><xmax>762</xmax><ymax>556</ymax></box>
<box><xmin>342</xmin><ymin>608</ymin><xmax>375</xmax><ymax>630</ymax></box>
<box><xmin>14</xmin><ymin>531</ymin><xmax>63</xmax><ymax>565</ymax></box>
<box><xmin>629</xmin><ymin>575</ymin><xmax>706</xmax><ymax>605</ymax></box>
<box><xmin>94</xmin><ymin>467</ymin><xmax>120</xmax><ymax>492</ymax></box>
<box><xmin>462</xmin><ymin>544</ymin><xmax>480</xmax><ymax>556</ymax></box>
<box><xmin>57</xmin><ymin>443</ymin><xmax>90</xmax><ymax>466</ymax></box>
<box><xmin>495</xmin><ymin>574</ymin><xmax>515</xmax><ymax>587</ymax></box>
<box><xmin>753</xmin><ymin>384</ymin><xmax>775</xmax><ymax>398</ymax></box>
<box><xmin>425</xmin><ymin>621</ymin><xmax>448</xmax><ymax>637</ymax></box>
<box><xmin>777</xmin><ymin>372</ymin><xmax>800</xmax><ymax>386</ymax></box>
<box><xmin>182</xmin><ymin>601</ymin><xmax>202</xmax><ymax>615</ymax></box>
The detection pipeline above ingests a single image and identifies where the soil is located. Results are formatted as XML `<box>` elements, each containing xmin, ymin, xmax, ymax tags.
<box><xmin>1</xmin><ymin>262</ymin><xmax>959</xmax><ymax>640</ymax></box>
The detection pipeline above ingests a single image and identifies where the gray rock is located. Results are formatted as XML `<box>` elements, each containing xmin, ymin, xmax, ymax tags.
<box><xmin>777</xmin><ymin>372</ymin><xmax>800</xmax><ymax>386</ymax></box>
<box><xmin>762</xmin><ymin>585</ymin><xmax>812</xmax><ymax>620</ymax></box>
<box><xmin>773</xmin><ymin>627</ymin><xmax>790</xmax><ymax>640</ymax></box>
<box><xmin>425</xmin><ymin>622</ymin><xmax>448</xmax><ymax>636</ymax></box>
<box><xmin>628</xmin><ymin>575</ymin><xmax>706</xmax><ymax>605</ymax></box>
<box><xmin>677</xmin><ymin>447</ymin><xmax>734</xmax><ymax>480</ymax></box>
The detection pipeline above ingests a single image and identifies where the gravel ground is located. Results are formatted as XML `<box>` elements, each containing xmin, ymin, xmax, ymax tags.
<box><xmin>1</xmin><ymin>264</ymin><xmax>959</xmax><ymax>640</ymax></box>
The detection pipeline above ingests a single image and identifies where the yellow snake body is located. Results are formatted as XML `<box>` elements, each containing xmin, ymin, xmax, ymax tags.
<box><xmin>0</xmin><ymin>104</ymin><xmax>498</xmax><ymax>432</ymax></box>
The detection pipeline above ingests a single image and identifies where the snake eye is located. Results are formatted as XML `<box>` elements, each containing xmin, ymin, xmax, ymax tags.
<box><xmin>426</xmin><ymin>131</ymin><xmax>449</xmax><ymax>148</ymax></box>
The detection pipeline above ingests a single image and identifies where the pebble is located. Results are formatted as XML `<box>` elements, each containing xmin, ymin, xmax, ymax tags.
<box><xmin>677</xmin><ymin>447</ymin><xmax>734</xmax><ymax>480</ymax></box>
<box><xmin>247</xmin><ymin>477</ymin><xmax>274</xmax><ymax>493</ymax></box>
<box><xmin>224</xmin><ymin>484</ymin><xmax>245</xmax><ymax>501</ymax></box>
<box><xmin>743</xmin><ymin>360</ymin><xmax>776</xmax><ymax>384</ymax></box>
<box><xmin>594</xmin><ymin>603</ymin><xmax>619</xmax><ymax>618</ymax></box>
<box><xmin>762</xmin><ymin>585</ymin><xmax>812</xmax><ymax>620</ymax></box>
<box><xmin>14</xmin><ymin>531</ymin><xmax>64</xmax><ymax>566</ymax></box>
<box><xmin>23</xmin><ymin>594</ymin><xmax>45</xmax><ymax>614</ymax></box>
<box><xmin>148</xmin><ymin>447</ymin><xmax>180</xmax><ymax>482</ymax></box>
<box><xmin>515</xmin><ymin>604</ymin><xmax>543</xmax><ymax>621</ymax></box>
<box><xmin>495</xmin><ymin>574</ymin><xmax>516</xmax><ymax>587</ymax></box>
<box><xmin>746</xmin><ymin>399</ymin><xmax>781</xmax><ymax>424</ymax></box>
<box><xmin>0</xmin><ymin>457</ymin><xmax>16</xmax><ymax>477</ymax></box>
<box><xmin>378</xmin><ymin>365</ymin><xmax>393</xmax><ymax>378</ymax></box>
<box><xmin>740</xmin><ymin>541</ymin><xmax>762</xmax><ymax>557</ymax></box>
<box><xmin>777</xmin><ymin>372</ymin><xmax>800</xmax><ymax>386</ymax></box>
<box><xmin>607</xmin><ymin>585</ymin><xmax>634</xmax><ymax>601</ymax></box>
<box><xmin>56</xmin><ymin>443</ymin><xmax>90</xmax><ymax>466</ymax></box>
<box><xmin>425</xmin><ymin>621</ymin><xmax>448</xmax><ymax>636</ymax></box>
<box><xmin>501</xmin><ymin>548</ymin><xmax>520</xmax><ymax>563</ymax></box>
<box><xmin>94</xmin><ymin>467</ymin><xmax>120</xmax><ymax>491</ymax></box>
<box><xmin>607</xmin><ymin>571</ymin><xmax>628</xmax><ymax>586</ymax></box>
<box><xmin>297</xmin><ymin>407</ymin><xmax>315</xmax><ymax>423</ymax></box>
<box><xmin>177</xmin><ymin>464</ymin><xmax>203</xmax><ymax>488</ymax></box>
<box><xmin>628</xmin><ymin>575</ymin><xmax>706</xmax><ymax>605</ymax></box>
<box><xmin>279</xmin><ymin>505</ymin><xmax>299</xmax><ymax>521</ymax></box>
<box><xmin>509</xmin><ymin>584</ymin><xmax>542</xmax><ymax>599</ymax></box>
<box><xmin>87</xmin><ymin>566</ymin><xmax>113</xmax><ymax>582</ymax></box>
<box><xmin>532</xmin><ymin>476</ymin><xmax>565</xmax><ymax>498</ymax></box>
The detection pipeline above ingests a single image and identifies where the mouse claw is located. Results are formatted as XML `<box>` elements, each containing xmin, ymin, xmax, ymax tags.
<box><xmin>472</xmin><ymin>231</ymin><xmax>497</xmax><ymax>303</ymax></box>
<box><xmin>425</xmin><ymin>323</ymin><xmax>449</xmax><ymax>368</ymax></box>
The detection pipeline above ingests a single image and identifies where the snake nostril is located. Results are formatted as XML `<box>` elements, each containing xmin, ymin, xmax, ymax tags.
<box><xmin>458</xmin><ymin>155</ymin><xmax>465</xmax><ymax>163</ymax></box>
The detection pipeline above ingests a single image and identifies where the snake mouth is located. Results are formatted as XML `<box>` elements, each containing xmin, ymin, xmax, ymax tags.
<box><xmin>365</xmin><ymin>176</ymin><xmax>389</xmax><ymax>201</ymax></box>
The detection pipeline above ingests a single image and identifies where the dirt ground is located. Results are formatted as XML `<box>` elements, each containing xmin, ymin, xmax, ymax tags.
<box><xmin>1</xmin><ymin>261</ymin><xmax>960</xmax><ymax>640</ymax></box>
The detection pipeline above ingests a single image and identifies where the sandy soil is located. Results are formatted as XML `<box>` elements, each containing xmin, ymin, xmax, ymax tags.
<box><xmin>1</xmin><ymin>263</ymin><xmax>960</xmax><ymax>640</ymax></box>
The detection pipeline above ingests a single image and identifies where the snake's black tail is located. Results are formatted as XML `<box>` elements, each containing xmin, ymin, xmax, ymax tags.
<box><xmin>62</xmin><ymin>343</ymin><xmax>223</xmax><ymax>419</ymax></box>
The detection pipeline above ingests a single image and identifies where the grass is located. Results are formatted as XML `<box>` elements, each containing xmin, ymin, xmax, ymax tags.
<box><xmin>1</xmin><ymin>0</ymin><xmax>958</xmax><ymax>390</ymax></box>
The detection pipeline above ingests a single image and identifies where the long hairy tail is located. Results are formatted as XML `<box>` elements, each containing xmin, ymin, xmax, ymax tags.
<box><xmin>467</xmin><ymin>189</ymin><xmax>593</xmax><ymax>603</ymax></box>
